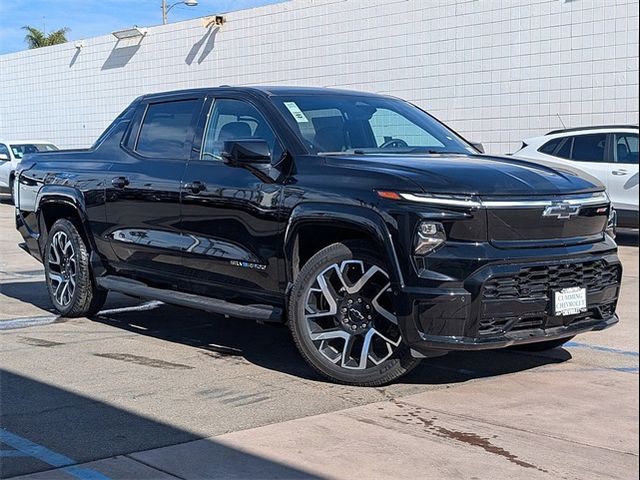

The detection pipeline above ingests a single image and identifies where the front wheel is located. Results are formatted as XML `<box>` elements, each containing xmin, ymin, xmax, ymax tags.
<box><xmin>288</xmin><ymin>241</ymin><xmax>421</xmax><ymax>386</ymax></box>
<box><xmin>45</xmin><ymin>219</ymin><xmax>107</xmax><ymax>317</ymax></box>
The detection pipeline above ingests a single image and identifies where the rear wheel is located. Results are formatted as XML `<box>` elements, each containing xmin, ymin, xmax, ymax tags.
<box><xmin>288</xmin><ymin>241</ymin><xmax>420</xmax><ymax>386</ymax></box>
<box><xmin>512</xmin><ymin>336</ymin><xmax>575</xmax><ymax>352</ymax></box>
<box><xmin>45</xmin><ymin>219</ymin><xmax>107</xmax><ymax>317</ymax></box>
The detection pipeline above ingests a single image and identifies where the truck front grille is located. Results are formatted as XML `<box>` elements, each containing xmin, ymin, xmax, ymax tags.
<box><xmin>478</xmin><ymin>260</ymin><xmax>620</xmax><ymax>337</ymax></box>
<box><xmin>478</xmin><ymin>304</ymin><xmax>616</xmax><ymax>337</ymax></box>
<box><xmin>483</xmin><ymin>260</ymin><xmax>620</xmax><ymax>301</ymax></box>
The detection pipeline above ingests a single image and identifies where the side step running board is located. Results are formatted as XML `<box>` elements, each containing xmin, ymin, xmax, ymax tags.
<box><xmin>96</xmin><ymin>275</ymin><xmax>282</xmax><ymax>322</ymax></box>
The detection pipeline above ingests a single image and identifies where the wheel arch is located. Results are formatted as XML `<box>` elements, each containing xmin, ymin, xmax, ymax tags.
<box><xmin>36</xmin><ymin>186</ymin><xmax>94</xmax><ymax>254</ymax></box>
<box><xmin>284</xmin><ymin>203</ymin><xmax>404</xmax><ymax>289</ymax></box>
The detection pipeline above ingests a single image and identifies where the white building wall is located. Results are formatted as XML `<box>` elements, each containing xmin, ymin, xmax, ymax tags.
<box><xmin>1</xmin><ymin>0</ymin><xmax>638</xmax><ymax>154</ymax></box>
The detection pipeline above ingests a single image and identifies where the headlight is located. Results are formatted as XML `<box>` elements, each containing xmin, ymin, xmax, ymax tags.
<box><xmin>415</xmin><ymin>221</ymin><xmax>446</xmax><ymax>255</ymax></box>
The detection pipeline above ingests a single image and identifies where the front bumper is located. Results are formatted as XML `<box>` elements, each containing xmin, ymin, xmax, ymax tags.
<box><xmin>395</xmin><ymin>244</ymin><xmax>622</xmax><ymax>355</ymax></box>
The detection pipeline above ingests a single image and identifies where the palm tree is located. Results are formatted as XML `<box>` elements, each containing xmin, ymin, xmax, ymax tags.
<box><xmin>22</xmin><ymin>26</ymin><xmax>70</xmax><ymax>49</ymax></box>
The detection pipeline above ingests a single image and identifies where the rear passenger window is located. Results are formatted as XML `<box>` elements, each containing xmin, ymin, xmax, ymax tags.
<box><xmin>571</xmin><ymin>134</ymin><xmax>607</xmax><ymax>162</ymax></box>
<box><xmin>555</xmin><ymin>138</ymin><xmax>573</xmax><ymax>159</ymax></box>
<box><xmin>135</xmin><ymin>99</ymin><xmax>200</xmax><ymax>159</ymax></box>
<box><xmin>538</xmin><ymin>138</ymin><xmax>561</xmax><ymax>155</ymax></box>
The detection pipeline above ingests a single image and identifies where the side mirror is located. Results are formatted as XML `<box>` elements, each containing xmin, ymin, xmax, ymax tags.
<box><xmin>0</xmin><ymin>153</ymin><xmax>9</xmax><ymax>161</ymax></box>
<box><xmin>470</xmin><ymin>142</ymin><xmax>485</xmax><ymax>154</ymax></box>
<box><xmin>222</xmin><ymin>139</ymin><xmax>271</xmax><ymax>166</ymax></box>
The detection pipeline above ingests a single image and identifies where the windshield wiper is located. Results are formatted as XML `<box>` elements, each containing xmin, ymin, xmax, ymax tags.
<box><xmin>319</xmin><ymin>149</ymin><xmax>367</xmax><ymax>156</ymax></box>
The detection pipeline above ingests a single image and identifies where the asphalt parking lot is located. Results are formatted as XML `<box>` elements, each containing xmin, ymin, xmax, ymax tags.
<box><xmin>0</xmin><ymin>198</ymin><xmax>638</xmax><ymax>480</ymax></box>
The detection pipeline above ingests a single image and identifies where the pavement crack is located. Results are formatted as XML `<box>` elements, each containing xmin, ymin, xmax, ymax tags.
<box><xmin>122</xmin><ymin>455</ymin><xmax>188</xmax><ymax>480</ymax></box>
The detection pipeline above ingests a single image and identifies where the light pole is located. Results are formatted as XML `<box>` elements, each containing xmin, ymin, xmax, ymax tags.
<box><xmin>161</xmin><ymin>0</ymin><xmax>198</xmax><ymax>25</ymax></box>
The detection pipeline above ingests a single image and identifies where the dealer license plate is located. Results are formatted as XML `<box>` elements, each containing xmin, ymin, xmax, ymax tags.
<box><xmin>553</xmin><ymin>287</ymin><xmax>587</xmax><ymax>316</ymax></box>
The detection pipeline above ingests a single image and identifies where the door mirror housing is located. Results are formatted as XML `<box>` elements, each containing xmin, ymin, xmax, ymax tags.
<box><xmin>0</xmin><ymin>153</ymin><xmax>9</xmax><ymax>161</ymax></box>
<box><xmin>222</xmin><ymin>139</ymin><xmax>271</xmax><ymax>166</ymax></box>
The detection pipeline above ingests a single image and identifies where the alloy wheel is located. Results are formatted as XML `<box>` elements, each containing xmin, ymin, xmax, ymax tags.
<box><xmin>47</xmin><ymin>231</ymin><xmax>77</xmax><ymax>307</ymax></box>
<box><xmin>303</xmin><ymin>260</ymin><xmax>401</xmax><ymax>370</ymax></box>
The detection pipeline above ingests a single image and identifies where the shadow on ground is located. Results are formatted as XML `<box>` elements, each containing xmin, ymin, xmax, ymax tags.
<box><xmin>1</xmin><ymin>277</ymin><xmax>570</xmax><ymax>386</ymax></box>
<box><xmin>0</xmin><ymin>370</ymin><xmax>323</xmax><ymax>479</ymax></box>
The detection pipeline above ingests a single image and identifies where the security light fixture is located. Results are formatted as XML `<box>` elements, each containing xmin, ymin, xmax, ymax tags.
<box><xmin>112</xmin><ymin>27</ymin><xmax>148</xmax><ymax>40</ymax></box>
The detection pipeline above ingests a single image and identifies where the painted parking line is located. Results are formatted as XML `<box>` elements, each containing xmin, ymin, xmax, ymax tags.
<box><xmin>564</xmin><ymin>341</ymin><xmax>639</xmax><ymax>357</ymax></box>
<box><xmin>0</xmin><ymin>429</ymin><xmax>111</xmax><ymax>480</ymax></box>
<box><xmin>611</xmin><ymin>366</ymin><xmax>640</xmax><ymax>373</ymax></box>
<box><xmin>0</xmin><ymin>315</ymin><xmax>58</xmax><ymax>331</ymax></box>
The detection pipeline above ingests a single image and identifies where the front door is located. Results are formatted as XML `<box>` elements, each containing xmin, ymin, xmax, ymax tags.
<box><xmin>609</xmin><ymin>132</ymin><xmax>639</xmax><ymax>213</ymax></box>
<box><xmin>179</xmin><ymin>97</ymin><xmax>287</xmax><ymax>304</ymax></box>
<box><xmin>104</xmin><ymin>95</ymin><xmax>204</xmax><ymax>286</ymax></box>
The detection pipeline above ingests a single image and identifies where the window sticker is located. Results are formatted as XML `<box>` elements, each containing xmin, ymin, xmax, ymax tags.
<box><xmin>284</xmin><ymin>102</ymin><xmax>309</xmax><ymax>123</ymax></box>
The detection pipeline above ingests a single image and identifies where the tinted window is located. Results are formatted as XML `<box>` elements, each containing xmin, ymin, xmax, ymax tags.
<box><xmin>555</xmin><ymin>138</ymin><xmax>572</xmax><ymax>159</ymax></box>
<box><xmin>369</xmin><ymin>109</ymin><xmax>444</xmax><ymax>149</ymax></box>
<box><xmin>0</xmin><ymin>143</ymin><xmax>9</xmax><ymax>159</ymax></box>
<box><xmin>201</xmin><ymin>99</ymin><xmax>278</xmax><ymax>161</ymax></box>
<box><xmin>272</xmin><ymin>94</ymin><xmax>473</xmax><ymax>155</ymax></box>
<box><xmin>135</xmin><ymin>99</ymin><xmax>199</xmax><ymax>159</ymax></box>
<box><xmin>571</xmin><ymin>133</ymin><xmax>607</xmax><ymax>162</ymax></box>
<box><xmin>538</xmin><ymin>138</ymin><xmax>561</xmax><ymax>155</ymax></box>
<box><xmin>615</xmin><ymin>133</ymin><xmax>639</xmax><ymax>164</ymax></box>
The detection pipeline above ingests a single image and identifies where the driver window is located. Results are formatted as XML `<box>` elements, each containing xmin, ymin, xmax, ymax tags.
<box><xmin>369</xmin><ymin>109</ymin><xmax>444</xmax><ymax>148</ymax></box>
<box><xmin>202</xmin><ymin>99</ymin><xmax>277</xmax><ymax>161</ymax></box>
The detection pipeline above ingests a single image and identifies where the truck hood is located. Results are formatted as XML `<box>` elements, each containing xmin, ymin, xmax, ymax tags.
<box><xmin>324</xmin><ymin>153</ymin><xmax>604</xmax><ymax>196</ymax></box>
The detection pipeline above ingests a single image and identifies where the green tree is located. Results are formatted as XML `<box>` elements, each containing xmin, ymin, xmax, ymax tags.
<box><xmin>22</xmin><ymin>26</ymin><xmax>70</xmax><ymax>49</ymax></box>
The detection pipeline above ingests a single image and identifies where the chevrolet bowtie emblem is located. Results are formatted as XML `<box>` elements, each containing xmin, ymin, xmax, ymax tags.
<box><xmin>542</xmin><ymin>202</ymin><xmax>581</xmax><ymax>219</ymax></box>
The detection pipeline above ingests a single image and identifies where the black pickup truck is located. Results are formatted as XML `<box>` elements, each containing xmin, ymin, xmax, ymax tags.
<box><xmin>15</xmin><ymin>87</ymin><xmax>621</xmax><ymax>385</ymax></box>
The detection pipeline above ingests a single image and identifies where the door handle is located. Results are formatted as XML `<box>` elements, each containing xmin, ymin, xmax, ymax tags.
<box><xmin>184</xmin><ymin>181</ymin><xmax>206</xmax><ymax>193</ymax></box>
<box><xmin>111</xmin><ymin>176</ymin><xmax>130</xmax><ymax>189</ymax></box>
<box><xmin>612</xmin><ymin>170</ymin><xmax>628</xmax><ymax>176</ymax></box>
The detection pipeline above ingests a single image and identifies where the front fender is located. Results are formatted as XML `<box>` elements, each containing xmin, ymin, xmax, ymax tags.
<box><xmin>284</xmin><ymin>202</ymin><xmax>406</xmax><ymax>288</ymax></box>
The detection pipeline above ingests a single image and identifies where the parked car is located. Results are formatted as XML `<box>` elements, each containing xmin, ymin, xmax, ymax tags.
<box><xmin>14</xmin><ymin>87</ymin><xmax>621</xmax><ymax>386</ymax></box>
<box><xmin>514</xmin><ymin>126</ymin><xmax>639</xmax><ymax>228</ymax></box>
<box><xmin>0</xmin><ymin>140</ymin><xmax>58</xmax><ymax>200</ymax></box>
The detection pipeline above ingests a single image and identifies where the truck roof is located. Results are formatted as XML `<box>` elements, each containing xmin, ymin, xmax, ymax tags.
<box><xmin>138</xmin><ymin>85</ymin><xmax>391</xmax><ymax>101</ymax></box>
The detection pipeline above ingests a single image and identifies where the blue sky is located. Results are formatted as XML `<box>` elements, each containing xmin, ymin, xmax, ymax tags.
<box><xmin>0</xmin><ymin>0</ymin><xmax>284</xmax><ymax>54</ymax></box>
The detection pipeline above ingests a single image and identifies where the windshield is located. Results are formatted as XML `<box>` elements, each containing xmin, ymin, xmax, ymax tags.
<box><xmin>10</xmin><ymin>143</ymin><xmax>58</xmax><ymax>159</ymax></box>
<box><xmin>272</xmin><ymin>94</ymin><xmax>474</xmax><ymax>155</ymax></box>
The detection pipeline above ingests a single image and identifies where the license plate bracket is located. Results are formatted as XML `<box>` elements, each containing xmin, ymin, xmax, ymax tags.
<box><xmin>553</xmin><ymin>286</ymin><xmax>587</xmax><ymax>316</ymax></box>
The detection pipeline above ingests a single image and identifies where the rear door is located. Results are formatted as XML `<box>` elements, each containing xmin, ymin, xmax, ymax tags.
<box><xmin>104</xmin><ymin>94</ymin><xmax>204</xmax><ymax>286</ymax></box>
<box><xmin>610</xmin><ymin>132</ymin><xmax>639</xmax><ymax>212</ymax></box>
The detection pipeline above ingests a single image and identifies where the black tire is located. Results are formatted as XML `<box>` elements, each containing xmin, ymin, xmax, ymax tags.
<box><xmin>44</xmin><ymin>218</ymin><xmax>107</xmax><ymax>317</ymax></box>
<box><xmin>511</xmin><ymin>336</ymin><xmax>575</xmax><ymax>352</ymax></box>
<box><xmin>9</xmin><ymin>174</ymin><xmax>15</xmax><ymax>205</ymax></box>
<box><xmin>288</xmin><ymin>241</ymin><xmax>421</xmax><ymax>386</ymax></box>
